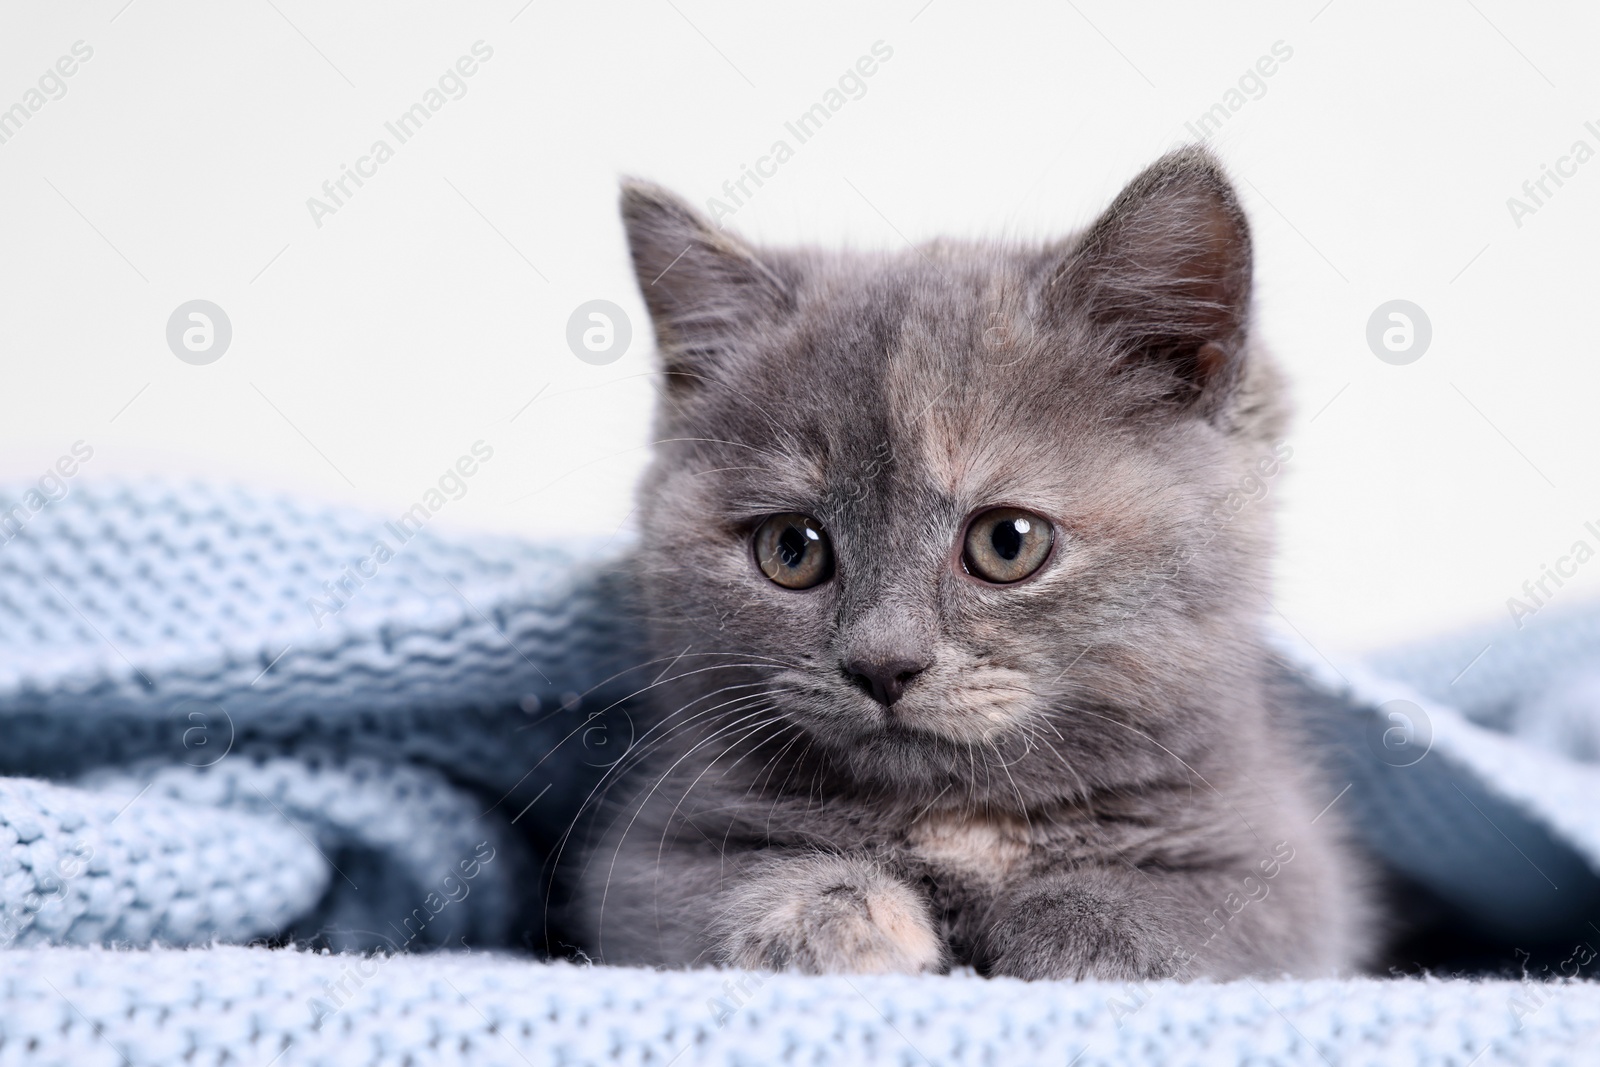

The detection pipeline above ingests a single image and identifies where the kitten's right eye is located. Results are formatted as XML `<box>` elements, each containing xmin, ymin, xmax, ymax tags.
<box><xmin>753</xmin><ymin>513</ymin><xmax>833</xmax><ymax>589</ymax></box>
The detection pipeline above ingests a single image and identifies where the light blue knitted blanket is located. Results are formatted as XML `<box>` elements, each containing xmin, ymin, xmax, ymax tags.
<box><xmin>2</xmin><ymin>482</ymin><xmax>1597</xmax><ymax>1065</ymax></box>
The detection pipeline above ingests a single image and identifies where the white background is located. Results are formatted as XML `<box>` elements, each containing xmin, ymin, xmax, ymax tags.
<box><xmin>1</xmin><ymin>0</ymin><xmax>1596</xmax><ymax>656</ymax></box>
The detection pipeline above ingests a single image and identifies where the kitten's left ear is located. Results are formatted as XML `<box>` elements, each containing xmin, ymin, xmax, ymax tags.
<box><xmin>1045</xmin><ymin>147</ymin><xmax>1252</xmax><ymax>410</ymax></box>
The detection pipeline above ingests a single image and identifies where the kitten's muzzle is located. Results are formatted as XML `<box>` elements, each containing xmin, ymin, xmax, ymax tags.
<box><xmin>843</xmin><ymin>656</ymin><xmax>930</xmax><ymax>707</ymax></box>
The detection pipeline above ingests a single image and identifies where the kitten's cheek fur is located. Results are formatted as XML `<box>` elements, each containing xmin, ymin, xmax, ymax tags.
<box><xmin>712</xmin><ymin>855</ymin><xmax>946</xmax><ymax>975</ymax></box>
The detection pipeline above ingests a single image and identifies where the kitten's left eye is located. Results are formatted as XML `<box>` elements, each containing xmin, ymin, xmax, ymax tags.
<box><xmin>963</xmin><ymin>507</ymin><xmax>1054</xmax><ymax>584</ymax></box>
<box><xmin>753</xmin><ymin>513</ymin><xmax>834</xmax><ymax>589</ymax></box>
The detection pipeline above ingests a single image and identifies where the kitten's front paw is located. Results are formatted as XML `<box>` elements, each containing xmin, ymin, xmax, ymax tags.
<box><xmin>982</xmin><ymin>875</ymin><xmax>1177</xmax><ymax>982</ymax></box>
<box><xmin>716</xmin><ymin>856</ymin><xmax>944</xmax><ymax>975</ymax></box>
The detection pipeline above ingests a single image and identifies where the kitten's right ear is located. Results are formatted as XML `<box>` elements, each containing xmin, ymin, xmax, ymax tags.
<box><xmin>620</xmin><ymin>180</ymin><xmax>792</xmax><ymax>392</ymax></box>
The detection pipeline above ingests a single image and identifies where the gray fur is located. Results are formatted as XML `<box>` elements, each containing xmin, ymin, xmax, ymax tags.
<box><xmin>572</xmin><ymin>148</ymin><xmax>1373</xmax><ymax>980</ymax></box>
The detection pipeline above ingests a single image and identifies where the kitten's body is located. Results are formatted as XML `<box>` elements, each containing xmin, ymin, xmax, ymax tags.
<box><xmin>574</xmin><ymin>149</ymin><xmax>1370</xmax><ymax>979</ymax></box>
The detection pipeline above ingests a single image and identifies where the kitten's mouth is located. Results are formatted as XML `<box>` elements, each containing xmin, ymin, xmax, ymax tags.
<box><xmin>771</xmin><ymin>664</ymin><xmax>1036</xmax><ymax>749</ymax></box>
<box><xmin>822</xmin><ymin>680</ymin><xmax>1036</xmax><ymax>749</ymax></box>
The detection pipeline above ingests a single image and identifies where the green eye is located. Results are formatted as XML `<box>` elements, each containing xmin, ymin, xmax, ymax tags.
<box><xmin>963</xmin><ymin>507</ymin><xmax>1053</xmax><ymax>584</ymax></box>
<box><xmin>753</xmin><ymin>513</ymin><xmax>834</xmax><ymax>589</ymax></box>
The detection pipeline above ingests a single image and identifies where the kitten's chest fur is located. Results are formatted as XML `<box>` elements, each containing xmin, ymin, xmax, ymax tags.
<box><xmin>901</xmin><ymin>807</ymin><xmax>1036</xmax><ymax>882</ymax></box>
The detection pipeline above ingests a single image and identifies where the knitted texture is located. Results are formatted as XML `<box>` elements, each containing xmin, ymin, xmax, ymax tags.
<box><xmin>0</xmin><ymin>776</ymin><xmax>326</xmax><ymax>948</ymax></box>
<box><xmin>0</xmin><ymin>481</ymin><xmax>643</xmax><ymax>952</ymax></box>
<box><xmin>1</xmin><ymin>946</ymin><xmax>1596</xmax><ymax>1066</ymax></box>
<box><xmin>2</xmin><ymin>481</ymin><xmax>1599</xmax><ymax>1064</ymax></box>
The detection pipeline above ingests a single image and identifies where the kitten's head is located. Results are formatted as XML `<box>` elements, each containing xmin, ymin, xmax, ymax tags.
<box><xmin>621</xmin><ymin>149</ymin><xmax>1289</xmax><ymax>800</ymax></box>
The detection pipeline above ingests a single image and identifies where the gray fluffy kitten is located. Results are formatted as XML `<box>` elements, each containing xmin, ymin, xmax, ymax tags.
<box><xmin>573</xmin><ymin>148</ymin><xmax>1370</xmax><ymax>980</ymax></box>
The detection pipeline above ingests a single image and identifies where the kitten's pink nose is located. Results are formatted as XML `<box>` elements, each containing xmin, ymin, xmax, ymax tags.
<box><xmin>844</xmin><ymin>657</ymin><xmax>929</xmax><ymax>707</ymax></box>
